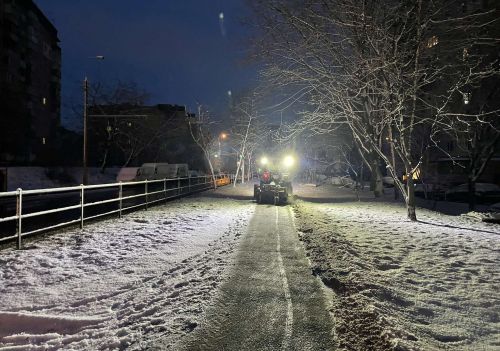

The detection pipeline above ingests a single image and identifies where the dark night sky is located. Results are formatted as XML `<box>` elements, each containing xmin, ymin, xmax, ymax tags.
<box><xmin>35</xmin><ymin>0</ymin><xmax>258</xmax><ymax>130</ymax></box>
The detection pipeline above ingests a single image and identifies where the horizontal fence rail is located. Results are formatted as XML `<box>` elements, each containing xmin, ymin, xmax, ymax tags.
<box><xmin>0</xmin><ymin>174</ymin><xmax>233</xmax><ymax>249</ymax></box>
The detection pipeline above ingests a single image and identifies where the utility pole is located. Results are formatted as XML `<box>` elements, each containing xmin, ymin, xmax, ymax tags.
<box><xmin>82</xmin><ymin>55</ymin><xmax>104</xmax><ymax>185</ymax></box>
<box><xmin>82</xmin><ymin>77</ymin><xmax>89</xmax><ymax>185</ymax></box>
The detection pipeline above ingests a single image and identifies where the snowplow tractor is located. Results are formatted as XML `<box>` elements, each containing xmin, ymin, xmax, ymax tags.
<box><xmin>254</xmin><ymin>154</ymin><xmax>297</xmax><ymax>205</ymax></box>
<box><xmin>253</xmin><ymin>172</ymin><xmax>292</xmax><ymax>205</ymax></box>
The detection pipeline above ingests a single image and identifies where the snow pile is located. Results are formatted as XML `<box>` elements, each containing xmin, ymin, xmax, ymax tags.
<box><xmin>0</xmin><ymin>195</ymin><xmax>255</xmax><ymax>350</ymax></box>
<box><xmin>293</xmin><ymin>184</ymin><xmax>500</xmax><ymax>350</ymax></box>
<box><xmin>6</xmin><ymin>167</ymin><xmax>129</xmax><ymax>191</ymax></box>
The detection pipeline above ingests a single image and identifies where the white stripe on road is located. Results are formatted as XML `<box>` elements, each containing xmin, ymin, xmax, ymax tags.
<box><xmin>276</xmin><ymin>206</ymin><xmax>293</xmax><ymax>351</ymax></box>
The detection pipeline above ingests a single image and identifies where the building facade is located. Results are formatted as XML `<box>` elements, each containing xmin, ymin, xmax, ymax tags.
<box><xmin>0</xmin><ymin>0</ymin><xmax>61</xmax><ymax>164</ymax></box>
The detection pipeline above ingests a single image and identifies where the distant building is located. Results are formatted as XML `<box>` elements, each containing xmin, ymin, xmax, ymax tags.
<box><xmin>416</xmin><ymin>0</ymin><xmax>500</xmax><ymax>186</ymax></box>
<box><xmin>88</xmin><ymin>104</ymin><xmax>206</xmax><ymax>170</ymax></box>
<box><xmin>0</xmin><ymin>0</ymin><xmax>61</xmax><ymax>164</ymax></box>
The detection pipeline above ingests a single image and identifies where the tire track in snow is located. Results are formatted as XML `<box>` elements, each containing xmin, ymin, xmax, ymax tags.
<box><xmin>275</xmin><ymin>206</ymin><xmax>294</xmax><ymax>351</ymax></box>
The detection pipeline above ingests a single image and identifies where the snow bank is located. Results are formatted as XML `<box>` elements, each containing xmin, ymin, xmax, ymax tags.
<box><xmin>5</xmin><ymin>167</ymin><xmax>131</xmax><ymax>191</ymax></box>
<box><xmin>292</xmin><ymin>184</ymin><xmax>500</xmax><ymax>350</ymax></box>
<box><xmin>0</xmin><ymin>194</ymin><xmax>255</xmax><ymax>350</ymax></box>
<box><xmin>0</xmin><ymin>311</ymin><xmax>107</xmax><ymax>338</ymax></box>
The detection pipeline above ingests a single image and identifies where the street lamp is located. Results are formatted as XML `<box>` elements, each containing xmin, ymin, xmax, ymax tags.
<box><xmin>82</xmin><ymin>56</ymin><xmax>104</xmax><ymax>185</ymax></box>
<box><xmin>218</xmin><ymin>132</ymin><xmax>228</xmax><ymax>172</ymax></box>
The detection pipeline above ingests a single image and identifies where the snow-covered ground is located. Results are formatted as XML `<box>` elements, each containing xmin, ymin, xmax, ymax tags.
<box><xmin>293</xmin><ymin>184</ymin><xmax>500</xmax><ymax>350</ymax></box>
<box><xmin>1</xmin><ymin>181</ymin><xmax>499</xmax><ymax>350</ymax></box>
<box><xmin>0</xmin><ymin>195</ymin><xmax>255</xmax><ymax>350</ymax></box>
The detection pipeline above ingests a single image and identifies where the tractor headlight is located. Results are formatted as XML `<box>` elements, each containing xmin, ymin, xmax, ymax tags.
<box><xmin>260</xmin><ymin>156</ymin><xmax>269</xmax><ymax>165</ymax></box>
<box><xmin>283</xmin><ymin>155</ymin><xmax>295</xmax><ymax>168</ymax></box>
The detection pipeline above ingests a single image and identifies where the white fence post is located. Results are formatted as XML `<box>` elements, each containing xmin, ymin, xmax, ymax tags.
<box><xmin>145</xmin><ymin>180</ymin><xmax>149</xmax><ymax>210</ymax></box>
<box><xmin>80</xmin><ymin>184</ymin><xmax>84</xmax><ymax>229</ymax></box>
<box><xmin>119</xmin><ymin>181</ymin><xmax>123</xmax><ymax>218</ymax></box>
<box><xmin>163</xmin><ymin>178</ymin><xmax>167</xmax><ymax>204</ymax></box>
<box><xmin>16</xmin><ymin>188</ymin><xmax>22</xmax><ymax>250</ymax></box>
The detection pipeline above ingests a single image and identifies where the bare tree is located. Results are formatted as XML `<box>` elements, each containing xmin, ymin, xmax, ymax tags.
<box><xmin>187</xmin><ymin>105</ymin><xmax>218</xmax><ymax>188</ymax></box>
<box><xmin>229</xmin><ymin>93</ymin><xmax>262</xmax><ymax>185</ymax></box>
<box><xmin>249</xmin><ymin>0</ymin><xmax>499</xmax><ymax>220</ymax></box>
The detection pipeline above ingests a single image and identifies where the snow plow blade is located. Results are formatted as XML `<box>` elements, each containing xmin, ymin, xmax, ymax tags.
<box><xmin>254</xmin><ymin>184</ymin><xmax>288</xmax><ymax>205</ymax></box>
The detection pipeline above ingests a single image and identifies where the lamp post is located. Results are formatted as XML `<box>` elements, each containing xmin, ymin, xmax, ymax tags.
<box><xmin>218</xmin><ymin>132</ymin><xmax>227</xmax><ymax>172</ymax></box>
<box><xmin>82</xmin><ymin>56</ymin><xmax>104</xmax><ymax>185</ymax></box>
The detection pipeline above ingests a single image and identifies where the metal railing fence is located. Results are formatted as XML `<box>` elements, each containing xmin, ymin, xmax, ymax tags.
<box><xmin>0</xmin><ymin>174</ymin><xmax>233</xmax><ymax>249</ymax></box>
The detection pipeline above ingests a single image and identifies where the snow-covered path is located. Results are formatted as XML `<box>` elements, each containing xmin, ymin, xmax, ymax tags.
<box><xmin>0</xmin><ymin>195</ymin><xmax>255</xmax><ymax>350</ymax></box>
<box><xmin>177</xmin><ymin>204</ymin><xmax>333</xmax><ymax>351</ymax></box>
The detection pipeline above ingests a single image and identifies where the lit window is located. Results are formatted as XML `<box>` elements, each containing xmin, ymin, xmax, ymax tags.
<box><xmin>42</xmin><ymin>97</ymin><xmax>47</xmax><ymax>105</ymax></box>
<box><xmin>426</xmin><ymin>35</ymin><xmax>439</xmax><ymax>48</ymax></box>
<box><xmin>463</xmin><ymin>92</ymin><xmax>471</xmax><ymax>104</ymax></box>
<box><xmin>42</xmin><ymin>137</ymin><xmax>46</xmax><ymax>145</ymax></box>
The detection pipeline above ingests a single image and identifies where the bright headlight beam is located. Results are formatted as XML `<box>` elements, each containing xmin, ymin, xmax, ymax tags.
<box><xmin>283</xmin><ymin>155</ymin><xmax>294</xmax><ymax>168</ymax></box>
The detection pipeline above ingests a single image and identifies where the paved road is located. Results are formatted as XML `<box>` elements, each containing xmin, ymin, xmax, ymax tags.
<box><xmin>176</xmin><ymin>203</ymin><xmax>334</xmax><ymax>351</ymax></box>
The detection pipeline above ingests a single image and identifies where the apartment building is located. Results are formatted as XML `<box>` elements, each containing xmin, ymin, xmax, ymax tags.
<box><xmin>0</xmin><ymin>0</ymin><xmax>61</xmax><ymax>164</ymax></box>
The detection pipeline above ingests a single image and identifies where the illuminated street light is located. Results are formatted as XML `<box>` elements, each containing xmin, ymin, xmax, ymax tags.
<box><xmin>283</xmin><ymin>155</ymin><xmax>295</xmax><ymax>168</ymax></box>
<box><xmin>218</xmin><ymin>132</ymin><xmax>228</xmax><ymax>172</ymax></box>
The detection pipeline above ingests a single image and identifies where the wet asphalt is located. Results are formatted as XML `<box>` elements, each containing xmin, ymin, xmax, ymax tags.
<box><xmin>176</xmin><ymin>204</ymin><xmax>335</xmax><ymax>351</ymax></box>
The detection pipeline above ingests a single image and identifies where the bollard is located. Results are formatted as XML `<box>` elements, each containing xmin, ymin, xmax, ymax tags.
<box><xmin>16</xmin><ymin>188</ymin><xmax>22</xmax><ymax>249</ymax></box>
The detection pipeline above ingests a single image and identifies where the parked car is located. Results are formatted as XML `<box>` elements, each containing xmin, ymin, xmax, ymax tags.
<box><xmin>116</xmin><ymin>167</ymin><xmax>139</xmax><ymax>182</ymax></box>
<box><xmin>134</xmin><ymin>163</ymin><xmax>189</xmax><ymax>181</ymax></box>
<box><xmin>134</xmin><ymin>163</ymin><xmax>165</xmax><ymax>181</ymax></box>
<box><xmin>157</xmin><ymin>164</ymin><xmax>189</xmax><ymax>179</ymax></box>
<box><xmin>414</xmin><ymin>183</ymin><xmax>446</xmax><ymax>199</ymax></box>
<box><xmin>382</xmin><ymin>176</ymin><xmax>395</xmax><ymax>187</ymax></box>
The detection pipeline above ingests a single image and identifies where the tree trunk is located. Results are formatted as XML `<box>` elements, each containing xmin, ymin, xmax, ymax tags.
<box><xmin>468</xmin><ymin>178</ymin><xmax>476</xmax><ymax>211</ymax></box>
<box><xmin>204</xmin><ymin>150</ymin><xmax>217</xmax><ymax>189</ymax></box>
<box><xmin>100</xmin><ymin>148</ymin><xmax>109</xmax><ymax>174</ymax></box>
<box><xmin>247</xmin><ymin>155</ymin><xmax>252</xmax><ymax>181</ymax></box>
<box><xmin>406</xmin><ymin>177</ymin><xmax>417</xmax><ymax>221</ymax></box>
<box><xmin>388</xmin><ymin>125</ymin><xmax>398</xmax><ymax>200</ymax></box>
<box><xmin>122</xmin><ymin>149</ymin><xmax>134</xmax><ymax>168</ymax></box>
<box><xmin>371</xmin><ymin>164</ymin><xmax>384</xmax><ymax>198</ymax></box>
<box><xmin>359</xmin><ymin>163</ymin><xmax>364</xmax><ymax>191</ymax></box>
<box><xmin>241</xmin><ymin>158</ymin><xmax>245</xmax><ymax>184</ymax></box>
